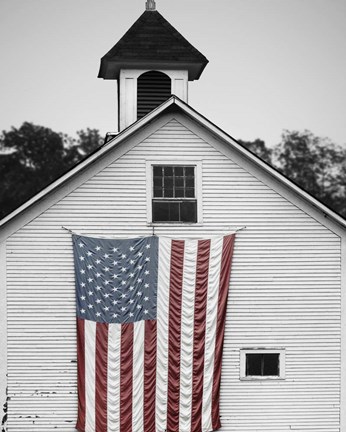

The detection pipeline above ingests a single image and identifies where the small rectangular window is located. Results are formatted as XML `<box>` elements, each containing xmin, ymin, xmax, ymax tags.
<box><xmin>152</xmin><ymin>165</ymin><xmax>197</xmax><ymax>223</ymax></box>
<box><xmin>240</xmin><ymin>349</ymin><xmax>285</xmax><ymax>380</ymax></box>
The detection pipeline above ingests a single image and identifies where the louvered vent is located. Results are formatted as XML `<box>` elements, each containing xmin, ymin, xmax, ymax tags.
<box><xmin>137</xmin><ymin>71</ymin><xmax>171</xmax><ymax>119</ymax></box>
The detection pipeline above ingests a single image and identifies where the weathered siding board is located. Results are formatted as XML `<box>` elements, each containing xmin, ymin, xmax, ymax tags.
<box><xmin>6</xmin><ymin>118</ymin><xmax>341</xmax><ymax>431</ymax></box>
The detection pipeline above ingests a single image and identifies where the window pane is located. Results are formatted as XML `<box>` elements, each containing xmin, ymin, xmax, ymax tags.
<box><xmin>175</xmin><ymin>177</ymin><xmax>184</xmax><ymax>188</ymax></box>
<box><xmin>153</xmin><ymin>201</ymin><xmax>169</xmax><ymax>221</ymax></box>
<box><xmin>169</xmin><ymin>202</ymin><xmax>180</xmax><ymax>221</ymax></box>
<box><xmin>175</xmin><ymin>188</ymin><xmax>184</xmax><ymax>198</ymax></box>
<box><xmin>175</xmin><ymin>166</ymin><xmax>183</xmax><ymax>176</ymax></box>
<box><xmin>263</xmin><ymin>354</ymin><xmax>280</xmax><ymax>376</ymax></box>
<box><xmin>180</xmin><ymin>201</ymin><xmax>197</xmax><ymax>223</ymax></box>
<box><xmin>185</xmin><ymin>188</ymin><xmax>195</xmax><ymax>198</ymax></box>
<box><xmin>154</xmin><ymin>177</ymin><xmax>162</xmax><ymax>188</ymax></box>
<box><xmin>153</xmin><ymin>188</ymin><xmax>163</xmax><ymax>198</ymax></box>
<box><xmin>185</xmin><ymin>167</ymin><xmax>194</xmax><ymax>176</ymax></box>
<box><xmin>164</xmin><ymin>166</ymin><xmax>173</xmax><ymax>176</ymax></box>
<box><xmin>153</xmin><ymin>166</ymin><xmax>162</xmax><ymax>177</ymax></box>
<box><xmin>186</xmin><ymin>177</ymin><xmax>194</xmax><ymax>188</ymax></box>
<box><xmin>246</xmin><ymin>354</ymin><xmax>263</xmax><ymax>376</ymax></box>
<box><xmin>164</xmin><ymin>177</ymin><xmax>173</xmax><ymax>189</ymax></box>
<box><xmin>164</xmin><ymin>188</ymin><xmax>173</xmax><ymax>198</ymax></box>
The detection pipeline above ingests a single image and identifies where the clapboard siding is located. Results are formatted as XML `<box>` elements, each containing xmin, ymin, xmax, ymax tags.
<box><xmin>6</xmin><ymin>118</ymin><xmax>341</xmax><ymax>431</ymax></box>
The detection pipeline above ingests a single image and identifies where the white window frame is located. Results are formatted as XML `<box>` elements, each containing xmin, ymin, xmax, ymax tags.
<box><xmin>240</xmin><ymin>348</ymin><xmax>286</xmax><ymax>381</ymax></box>
<box><xmin>146</xmin><ymin>158</ymin><xmax>203</xmax><ymax>226</ymax></box>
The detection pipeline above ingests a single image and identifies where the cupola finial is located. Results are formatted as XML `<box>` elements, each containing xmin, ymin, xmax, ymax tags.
<box><xmin>146</xmin><ymin>0</ymin><xmax>156</xmax><ymax>11</ymax></box>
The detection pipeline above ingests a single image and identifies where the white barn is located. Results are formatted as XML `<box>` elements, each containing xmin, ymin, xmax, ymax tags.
<box><xmin>1</xmin><ymin>2</ymin><xmax>345</xmax><ymax>431</ymax></box>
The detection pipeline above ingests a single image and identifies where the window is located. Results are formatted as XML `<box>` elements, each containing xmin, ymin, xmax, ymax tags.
<box><xmin>240</xmin><ymin>349</ymin><xmax>286</xmax><ymax>380</ymax></box>
<box><xmin>152</xmin><ymin>165</ymin><xmax>197</xmax><ymax>223</ymax></box>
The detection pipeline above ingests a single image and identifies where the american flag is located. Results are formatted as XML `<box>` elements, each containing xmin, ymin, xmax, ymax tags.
<box><xmin>73</xmin><ymin>233</ymin><xmax>236</xmax><ymax>432</ymax></box>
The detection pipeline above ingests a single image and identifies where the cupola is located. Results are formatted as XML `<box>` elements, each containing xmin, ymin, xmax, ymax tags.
<box><xmin>98</xmin><ymin>1</ymin><xmax>208</xmax><ymax>131</ymax></box>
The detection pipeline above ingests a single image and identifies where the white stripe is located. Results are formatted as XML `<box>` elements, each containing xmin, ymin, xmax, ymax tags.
<box><xmin>85</xmin><ymin>319</ymin><xmax>96</xmax><ymax>432</ymax></box>
<box><xmin>132</xmin><ymin>320</ymin><xmax>145</xmax><ymax>432</ymax></box>
<box><xmin>202</xmin><ymin>237</ymin><xmax>223</xmax><ymax>431</ymax></box>
<box><xmin>107</xmin><ymin>323</ymin><xmax>121</xmax><ymax>432</ymax></box>
<box><xmin>155</xmin><ymin>237</ymin><xmax>172</xmax><ymax>431</ymax></box>
<box><xmin>179</xmin><ymin>239</ymin><xmax>198</xmax><ymax>432</ymax></box>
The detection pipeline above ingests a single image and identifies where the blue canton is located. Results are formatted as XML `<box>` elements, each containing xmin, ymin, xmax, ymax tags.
<box><xmin>72</xmin><ymin>235</ymin><xmax>158</xmax><ymax>324</ymax></box>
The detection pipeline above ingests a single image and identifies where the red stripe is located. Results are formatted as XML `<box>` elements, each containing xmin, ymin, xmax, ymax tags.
<box><xmin>76</xmin><ymin>318</ymin><xmax>86</xmax><ymax>432</ymax></box>
<box><xmin>191</xmin><ymin>240</ymin><xmax>211</xmax><ymax>432</ymax></box>
<box><xmin>95</xmin><ymin>322</ymin><xmax>109</xmax><ymax>432</ymax></box>
<box><xmin>143</xmin><ymin>320</ymin><xmax>157</xmax><ymax>432</ymax></box>
<box><xmin>167</xmin><ymin>240</ymin><xmax>185</xmax><ymax>432</ymax></box>
<box><xmin>120</xmin><ymin>323</ymin><xmax>134</xmax><ymax>432</ymax></box>
<box><xmin>212</xmin><ymin>235</ymin><xmax>236</xmax><ymax>430</ymax></box>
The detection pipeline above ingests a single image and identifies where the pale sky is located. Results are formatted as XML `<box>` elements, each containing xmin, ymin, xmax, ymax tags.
<box><xmin>1</xmin><ymin>0</ymin><xmax>346</xmax><ymax>149</ymax></box>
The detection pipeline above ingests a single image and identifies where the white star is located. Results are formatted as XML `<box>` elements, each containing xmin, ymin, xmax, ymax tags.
<box><xmin>112</xmin><ymin>248</ymin><xmax>118</xmax><ymax>253</ymax></box>
<box><xmin>145</xmin><ymin>257</ymin><xmax>150</xmax><ymax>262</ymax></box>
<box><xmin>112</xmin><ymin>274</ymin><xmax>118</xmax><ymax>279</ymax></box>
<box><xmin>112</xmin><ymin>300</ymin><xmax>118</xmax><ymax>305</ymax></box>
<box><xmin>137</xmin><ymin>252</ymin><xmax>143</xmax><ymax>257</ymax></box>
<box><xmin>121</xmin><ymin>281</ymin><xmax>126</xmax><ymax>286</ymax></box>
<box><xmin>112</xmin><ymin>313</ymin><xmax>118</xmax><ymax>318</ymax></box>
<box><xmin>136</xmin><ymin>305</ymin><xmax>142</xmax><ymax>310</ymax></box>
<box><xmin>137</xmin><ymin>265</ymin><xmax>143</xmax><ymax>270</ymax></box>
<box><xmin>88</xmin><ymin>278</ymin><xmax>93</xmax><ymax>283</ymax></box>
<box><xmin>112</xmin><ymin>287</ymin><xmax>118</xmax><ymax>292</ymax></box>
<box><xmin>129</xmin><ymin>273</ymin><xmax>135</xmax><ymax>278</ymax></box>
<box><xmin>105</xmin><ymin>281</ymin><xmax>110</xmax><ymax>285</ymax></box>
<box><xmin>78</xmin><ymin>242</ymin><xmax>84</xmax><ymax>248</ymax></box>
<box><xmin>88</xmin><ymin>290</ymin><xmax>93</xmax><ymax>296</ymax></box>
<box><xmin>129</xmin><ymin>312</ymin><xmax>134</xmax><ymax>318</ymax></box>
<box><xmin>130</xmin><ymin>260</ymin><xmax>135</xmax><ymax>265</ymax></box>
<box><xmin>144</xmin><ymin>283</ymin><xmax>149</xmax><ymax>288</ymax></box>
<box><xmin>96</xmin><ymin>246</ymin><xmax>101</xmax><ymax>251</ymax></box>
<box><xmin>121</xmin><ymin>307</ymin><xmax>127</xmax><ymax>312</ymax></box>
<box><xmin>80</xmin><ymin>295</ymin><xmax>86</xmax><ymax>301</ymax></box>
<box><xmin>80</xmin><ymin>269</ymin><xmax>85</xmax><ymax>274</ymax></box>
<box><xmin>104</xmin><ymin>267</ymin><xmax>110</xmax><ymax>272</ymax></box>
<box><xmin>96</xmin><ymin>299</ymin><xmax>101</xmax><ymax>304</ymax></box>
<box><xmin>121</xmin><ymin>267</ymin><xmax>127</xmax><ymax>273</ymax></box>
<box><xmin>103</xmin><ymin>306</ymin><xmax>110</xmax><ymax>312</ymax></box>
<box><xmin>144</xmin><ymin>296</ymin><xmax>149</xmax><ymax>302</ymax></box>
<box><xmin>121</xmin><ymin>254</ymin><xmax>127</xmax><ymax>259</ymax></box>
<box><xmin>129</xmin><ymin>286</ymin><xmax>135</xmax><ymax>291</ymax></box>
<box><xmin>103</xmin><ymin>293</ymin><xmax>110</xmax><ymax>298</ymax></box>
<box><xmin>137</xmin><ymin>292</ymin><xmax>142</xmax><ymax>297</ymax></box>
<box><xmin>96</xmin><ymin>286</ymin><xmax>102</xmax><ymax>291</ymax></box>
<box><xmin>81</xmin><ymin>282</ymin><xmax>86</xmax><ymax>288</ymax></box>
<box><xmin>121</xmin><ymin>293</ymin><xmax>127</xmax><ymax>299</ymax></box>
<box><xmin>137</xmin><ymin>278</ymin><xmax>142</xmax><ymax>283</ymax></box>
<box><xmin>96</xmin><ymin>272</ymin><xmax>101</xmax><ymax>278</ymax></box>
<box><xmin>79</xmin><ymin>256</ymin><xmax>85</xmax><ymax>261</ymax></box>
<box><xmin>145</xmin><ymin>244</ymin><xmax>150</xmax><ymax>249</ymax></box>
<box><xmin>87</xmin><ymin>251</ymin><xmax>92</xmax><ymax>256</ymax></box>
<box><xmin>96</xmin><ymin>259</ymin><xmax>101</xmax><ymax>264</ymax></box>
<box><xmin>113</xmin><ymin>261</ymin><xmax>118</xmax><ymax>265</ymax></box>
<box><xmin>129</xmin><ymin>299</ymin><xmax>134</xmax><ymax>304</ymax></box>
<box><xmin>80</xmin><ymin>308</ymin><xmax>86</xmax><ymax>314</ymax></box>
<box><xmin>87</xmin><ymin>265</ymin><xmax>93</xmax><ymax>270</ymax></box>
<box><xmin>144</xmin><ymin>309</ymin><xmax>149</xmax><ymax>314</ymax></box>
<box><xmin>104</xmin><ymin>253</ymin><xmax>109</xmax><ymax>259</ymax></box>
<box><xmin>145</xmin><ymin>270</ymin><xmax>150</xmax><ymax>275</ymax></box>
<box><xmin>88</xmin><ymin>304</ymin><xmax>93</xmax><ymax>309</ymax></box>
<box><xmin>129</xmin><ymin>246</ymin><xmax>134</xmax><ymax>251</ymax></box>
<box><xmin>96</xmin><ymin>312</ymin><xmax>101</xmax><ymax>317</ymax></box>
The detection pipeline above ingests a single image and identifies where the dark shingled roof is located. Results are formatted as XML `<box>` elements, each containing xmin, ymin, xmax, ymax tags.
<box><xmin>98</xmin><ymin>10</ymin><xmax>208</xmax><ymax>81</ymax></box>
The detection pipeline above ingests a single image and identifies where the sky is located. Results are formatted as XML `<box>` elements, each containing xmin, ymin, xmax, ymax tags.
<box><xmin>1</xmin><ymin>0</ymin><xmax>346</xmax><ymax>149</ymax></box>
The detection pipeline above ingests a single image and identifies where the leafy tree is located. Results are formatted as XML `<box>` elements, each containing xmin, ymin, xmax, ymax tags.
<box><xmin>238</xmin><ymin>138</ymin><xmax>272</xmax><ymax>164</ymax></box>
<box><xmin>0</xmin><ymin>122</ymin><xmax>103</xmax><ymax>219</ymax></box>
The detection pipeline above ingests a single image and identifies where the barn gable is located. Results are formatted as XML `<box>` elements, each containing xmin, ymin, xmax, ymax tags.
<box><xmin>1</xmin><ymin>99</ymin><xmax>345</xmax><ymax>431</ymax></box>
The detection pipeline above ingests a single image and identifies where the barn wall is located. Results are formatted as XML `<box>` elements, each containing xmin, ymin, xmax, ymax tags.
<box><xmin>6</xmin><ymin>118</ymin><xmax>342</xmax><ymax>431</ymax></box>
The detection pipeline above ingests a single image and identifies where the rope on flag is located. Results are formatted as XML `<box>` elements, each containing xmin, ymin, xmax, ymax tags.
<box><xmin>72</xmin><ymin>234</ymin><xmax>236</xmax><ymax>432</ymax></box>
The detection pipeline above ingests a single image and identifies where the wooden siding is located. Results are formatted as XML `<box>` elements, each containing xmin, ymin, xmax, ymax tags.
<box><xmin>6</xmin><ymin>118</ymin><xmax>341</xmax><ymax>431</ymax></box>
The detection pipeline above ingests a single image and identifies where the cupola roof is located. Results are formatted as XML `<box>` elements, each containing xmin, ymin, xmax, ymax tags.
<box><xmin>98</xmin><ymin>10</ymin><xmax>208</xmax><ymax>81</ymax></box>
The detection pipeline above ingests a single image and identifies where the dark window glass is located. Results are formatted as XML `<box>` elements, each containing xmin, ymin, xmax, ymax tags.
<box><xmin>246</xmin><ymin>353</ymin><xmax>280</xmax><ymax>377</ymax></box>
<box><xmin>152</xmin><ymin>165</ymin><xmax>197</xmax><ymax>223</ymax></box>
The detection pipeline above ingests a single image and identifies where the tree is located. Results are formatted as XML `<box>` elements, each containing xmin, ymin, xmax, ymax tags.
<box><xmin>0</xmin><ymin>122</ymin><xmax>104</xmax><ymax>219</ymax></box>
<box><xmin>238</xmin><ymin>138</ymin><xmax>272</xmax><ymax>164</ymax></box>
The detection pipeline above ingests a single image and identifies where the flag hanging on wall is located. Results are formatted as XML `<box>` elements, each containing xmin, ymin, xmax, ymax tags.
<box><xmin>72</xmin><ymin>233</ymin><xmax>236</xmax><ymax>432</ymax></box>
